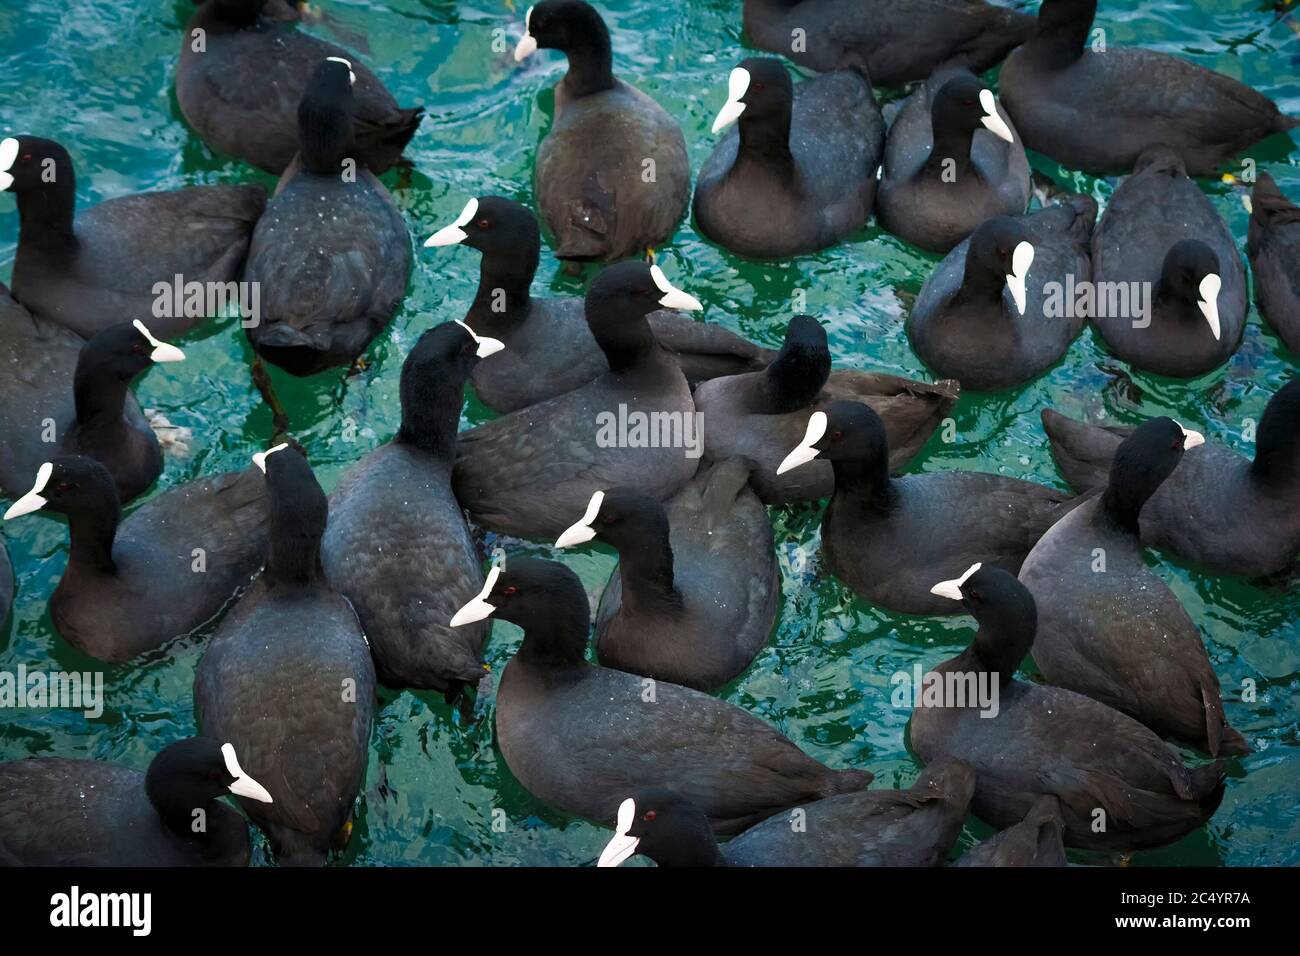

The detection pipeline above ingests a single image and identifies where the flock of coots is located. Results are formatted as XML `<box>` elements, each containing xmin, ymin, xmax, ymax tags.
<box><xmin>0</xmin><ymin>0</ymin><xmax>1296</xmax><ymax>867</ymax></box>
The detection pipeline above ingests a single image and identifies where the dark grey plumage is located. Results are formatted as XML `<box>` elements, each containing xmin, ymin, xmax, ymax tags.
<box><xmin>1090</xmin><ymin>147</ymin><xmax>1246</xmax><ymax>377</ymax></box>
<box><xmin>953</xmin><ymin>795</ymin><xmax>1067</xmax><ymax>867</ymax></box>
<box><xmin>692</xmin><ymin>315</ymin><xmax>959</xmax><ymax>504</ymax></box>
<box><xmin>694</xmin><ymin>59</ymin><xmax>882</xmax><ymax>258</ymax></box>
<box><xmin>1040</xmin><ymin>382</ymin><xmax>1300</xmax><ymax>578</ymax></box>
<box><xmin>1248</xmin><ymin>172</ymin><xmax>1300</xmax><ymax>355</ymax></box>
<box><xmin>321</xmin><ymin>323</ymin><xmax>490</xmax><ymax>694</ymax></box>
<box><xmin>876</xmin><ymin>66</ymin><xmax>1029</xmax><ymax>253</ymax></box>
<box><xmin>910</xmin><ymin>566</ymin><xmax>1226</xmax><ymax>851</ymax></box>
<box><xmin>908</xmin><ymin>196</ymin><xmax>1096</xmax><ymax>391</ymax></box>
<box><xmin>3</xmin><ymin>137</ymin><xmax>264</xmax><ymax>339</ymax></box>
<box><xmin>467</xmin><ymin>558</ymin><xmax>872</xmax><ymax>835</ymax></box>
<box><xmin>742</xmin><ymin>0</ymin><xmax>1035</xmax><ymax>88</ymax></box>
<box><xmin>196</xmin><ymin>445</ymin><xmax>374</xmax><ymax>866</ymax></box>
<box><xmin>4</xmin><ymin>455</ymin><xmax>267</xmax><ymax>662</ymax></box>
<box><xmin>176</xmin><ymin>0</ymin><xmax>422</xmax><ymax>175</ymax></box>
<box><xmin>999</xmin><ymin>0</ymin><xmax>1299</xmax><ymax>176</ymax></box>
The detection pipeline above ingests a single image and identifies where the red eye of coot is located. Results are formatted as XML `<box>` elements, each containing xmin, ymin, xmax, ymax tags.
<box><xmin>831</xmin><ymin>430</ymin><xmax>844</xmax><ymax>441</ymax></box>
<box><xmin>502</xmin><ymin>586</ymin><xmax>518</xmax><ymax>596</ymax></box>
<box><xmin>601</xmin><ymin>515</ymin><xmax>616</xmax><ymax>525</ymax></box>
<box><xmin>643</xmin><ymin>810</ymin><xmax>656</xmax><ymax>822</ymax></box>
<box><xmin>55</xmin><ymin>482</ymin><xmax>71</xmax><ymax>492</ymax></box>
<box><xmin>477</xmin><ymin>219</ymin><xmax>490</xmax><ymax>229</ymax></box>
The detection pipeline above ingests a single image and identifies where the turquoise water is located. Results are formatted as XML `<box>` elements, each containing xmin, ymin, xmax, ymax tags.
<box><xmin>0</xmin><ymin>0</ymin><xmax>1297</xmax><ymax>866</ymax></box>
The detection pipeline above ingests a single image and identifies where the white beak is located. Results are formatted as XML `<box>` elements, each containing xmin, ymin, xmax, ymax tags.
<box><xmin>252</xmin><ymin>442</ymin><xmax>290</xmax><ymax>474</ymax></box>
<box><xmin>711</xmin><ymin>67</ymin><xmax>751</xmax><ymax>134</ymax></box>
<box><xmin>221</xmin><ymin>743</ymin><xmax>274</xmax><ymax>804</ymax></box>
<box><xmin>0</xmin><ymin>137</ymin><xmax>17</xmax><ymax>191</ymax></box>
<box><xmin>4</xmin><ymin>461</ymin><xmax>53</xmax><ymax>520</ymax></box>
<box><xmin>455</xmin><ymin>319</ymin><xmax>506</xmax><ymax>357</ymax></box>
<box><xmin>425</xmin><ymin>197</ymin><xmax>478</xmax><ymax>248</ymax></box>
<box><xmin>1197</xmin><ymin>273</ymin><xmax>1222</xmax><ymax>341</ymax></box>
<box><xmin>597</xmin><ymin>797</ymin><xmax>640</xmax><ymax>868</ymax></box>
<box><xmin>325</xmin><ymin>55</ymin><xmax>356</xmax><ymax>85</ymax></box>
<box><xmin>930</xmin><ymin>562</ymin><xmax>982</xmax><ymax>601</ymax></box>
<box><xmin>978</xmin><ymin>89</ymin><xmax>1014</xmax><ymax>143</ymax></box>
<box><xmin>450</xmin><ymin>565</ymin><xmax>503</xmax><ymax>627</ymax></box>
<box><xmin>650</xmin><ymin>265</ymin><xmax>702</xmax><ymax>312</ymax></box>
<box><xmin>555</xmin><ymin>490</ymin><xmax>604</xmax><ymax>548</ymax></box>
<box><xmin>514</xmin><ymin>7</ymin><xmax>537</xmax><ymax>61</ymax></box>
<box><xmin>1006</xmin><ymin>241</ymin><xmax>1034</xmax><ymax>316</ymax></box>
<box><xmin>132</xmin><ymin>320</ymin><xmax>185</xmax><ymax>363</ymax></box>
<box><xmin>1175</xmin><ymin>421</ymin><xmax>1205</xmax><ymax>450</ymax></box>
<box><xmin>776</xmin><ymin>411</ymin><xmax>827</xmax><ymax>475</ymax></box>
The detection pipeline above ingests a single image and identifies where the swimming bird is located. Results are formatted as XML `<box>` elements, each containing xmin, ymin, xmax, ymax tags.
<box><xmin>1020</xmin><ymin>418</ymin><xmax>1249</xmax><ymax>757</ymax></box>
<box><xmin>0</xmin><ymin>319</ymin><xmax>182</xmax><ymax>504</ymax></box>
<box><xmin>554</xmin><ymin>459</ymin><xmax>780</xmax><ymax>691</ymax></box>
<box><xmin>196</xmin><ymin>444</ymin><xmax>375</xmax><ymax>866</ymax></box>
<box><xmin>1089</xmin><ymin>147</ymin><xmax>1246</xmax><ymax>377</ymax></box>
<box><xmin>907</xmin><ymin>196</ymin><xmax>1096</xmax><ymax>391</ymax></box>
<box><xmin>0</xmin><ymin>136</ymin><xmax>264</xmax><ymax>339</ymax></box>
<box><xmin>952</xmin><ymin>795</ymin><xmax>1068</xmax><ymax>867</ymax></box>
<box><xmin>242</xmin><ymin>57</ymin><xmax>412</xmax><ymax>375</ymax></box>
<box><xmin>0</xmin><ymin>737</ymin><xmax>271</xmax><ymax>866</ymax></box>
<box><xmin>912</xmin><ymin>564</ymin><xmax>1226</xmax><ymax>850</ymax></box>
<box><xmin>449</xmin><ymin>557</ymin><xmax>872</xmax><ymax>834</ymax></box>
<box><xmin>177</xmin><ymin>0</ymin><xmax>422</xmax><ymax>175</ymax></box>
<box><xmin>776</xmin><ymin>400</ymin><xmax>1075</xmax><ymax>614</ymax></box>
<box><xmin>876</xmin><ymin>66</ymin><xmax>1029</xmax><ymax>253</ymax></box>
<box><xmin>322</xmin><ymin>322</ymin><xmax>497</xmax><ymax>696</ymax></box>
<box><xmin>453</xmin><ymin>262</ymin><xmax>702</xmax><ymax>542</ymax></box>
<box><xmin>3</xmin><ymin>456</ymin><xmax>267</xmax><ymax>662</ymax></box>
<box><xmin>998</xmin><ymin>0</ymin><xmax>1299</xmax><ymax>176</ymax></box>
<box><xmin>425</xmin><ymin>195</ymin><xmax>772</xmax><ymax>412</ymax></box>
<box><xmin>1041</xmin><ymin>380</ymin><xmax>1300</xmax><ymax>578</ymax></box>
<box><xmin>741</xmin><ymin>0</ymin><xmax>1035</xmax><ymax>88</ymax></box>
<box><xmin>596</xmin><ymin>760</ymin><xmax>974</xmax><ymax>867</ymax></box>
<box><xmin>513</xmin><ymin>0</ymin><xmax>690</xmax><ymax>262</ymax></box>
<box><xmin>692</xmin><ymin>315</ymin><xmax>959</xmax><ymax>504</ymax></box>
<box><xmin>0</xmin><ymin>286</ymin><xmax>157</xmax><ymax>501</ymax></box>
<box><xmin>1247</xmin><ymin>171</ymin><xmax>1300</xmax><ymax>355</ymax></box>
<box><xmin>693</xmin><ymin>57</ymin><xmax>883</xmax><ymax>258</ymax></box>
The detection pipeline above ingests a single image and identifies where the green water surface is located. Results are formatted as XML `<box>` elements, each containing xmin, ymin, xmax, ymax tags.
<box><xmin>0</xmin><ymin>0</ymin><xmax>1297</xmax><ymax>865</ymax></box>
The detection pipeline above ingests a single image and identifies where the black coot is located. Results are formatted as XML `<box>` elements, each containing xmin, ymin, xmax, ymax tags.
<box><xmin>0</xmin><ymin>737</ymin><xmax>271</xmax><ymax>866</ymax></box>
<box><xmin>242</xmin><ymin>58</ymin><xmax>412</xmax><ymax>375</ymax></box>
<box><xmin>908</xmin><ymin>196</ymin><xmax>1096</xmax><ymax>391</ymax></box>
<box><xmin>453</xmin><ymin>262</ymin><xmax>702</xmax><ymax>541</ymax></box>
<box><xmin>322</xmin><ymin>322</ymin><xmax>494</xmax><ymax>697</ymax></box>
<box><xmin>1089</xmin><ymin>148</ymin><xmax>1246</xmax><ymax>377</ymax></box>
<box><xmin>596</xmin><ymin>760</ymin><xmax>974</xmax><ymax>867</ymax></box>
<box><xmin>449</xmin><ymin>557</ymin><xmax>872</xmax><ymax>834</ymax></box>
<box><xmin>741</xmin><ymin>0</ymin><xmax>1034</xmax><ymax>88</ymax></box>
<box><xmin>1021</xmin><ymin>417</ymin><xmax>1249</xmax><ymax>757</ymax></box>
<box><xmin>912</xmin><ymin>565</ymin><xmax>1226</xmax><ymax>851</ymax></box>
<box><xmin>952</xmin><ymin>795</ymin><xmax>1067</xmax><ymax>867</ymax></box>
<box><xmin>196</xmin><ymin>444</ymin><xmax>375</xmax><ymax>866</ymax></box>
<box><xmin>1041</xmin><ymin>381</ymin><xmax>1300</xmax><ymax>578</ymax></box>
<box><xmin>692</xmin><ymin>315</ymin><xmax>959</xmax><ymax>504</ymax></box>
<box><xmin>876</xmin><ymin>67</ymin><xmax>1029</xmax><ymax>253</ymax></box>
<box><xmin>554</xmin><ymin>459</ymin><xmax>780</xmax><ymax>691</ymax></box>
<box><xmin>0</xmin><ymin>294</ymin><xmax>167</xmax><ymax>502</ymax></box>
<box><xmin>0</xmin><ymin>136</ymin><xmax>264</xmax><ymax>339</ymax></box>
<box><xmin>424</xmin><ymin>196</ymin><xmax>772</xmax><ymax>412</ymax></box>
<box><xmin>776</xmin><ymin>400</ymin><xmax>1075</xmax><ymax>615</ymax></box>
<box><xmin>176</xmin><ymin>0</ymin><xmax>422</xmax><ymax>175</ymax></box>
<box><xmin>1247</xmin><ymin>172</ymin><xmax>1300</xmax><ymax>354</ymax></box>
<box><xmin>513</xmin><ymin>0</ymin><xmax>690</xmax><ymax>261</ymax></box>
<box><xmin>999</xmin><ymin>0</ymin><xmax>1298</xmax><ymax>176</ymax></box>
<box><xmin>2</xmin><ymin>456</ymin><xmax>268</xmax><ymax>662</ymax></box>
<box><xmin>694</xmin><ymin>57</ymin><xmax>882</xmax><ymax>258</ymax></box>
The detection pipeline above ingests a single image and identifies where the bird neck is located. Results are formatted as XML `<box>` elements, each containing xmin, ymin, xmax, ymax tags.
<box><xmin>67</xmin><ymin>506</ymin><xmax>120</xmax><ymax>574</ymax></box>
<box><xmin>736</xmin><ymin>112</ymin><xmax>796</xmax><ymax>177</ymax></box>
<box><xmin>616</xmin><ymin>526</ymin><xmax>684</xmax><ymax>615</ymax></box>
<box><xmin>72</xmin><ymin>364</ymin><xmax>131</xmax><ymax>431</ymax></box>
<box><xmin>16</xmin><ymin>168</ymin><xmax>78</xmax><ymax>253</ymax></box>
